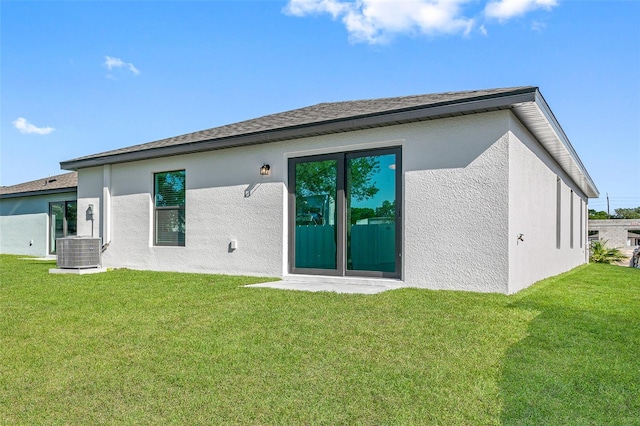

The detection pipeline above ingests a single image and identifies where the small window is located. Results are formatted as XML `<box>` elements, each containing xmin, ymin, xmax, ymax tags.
<box><xmin>556</xmin><ymin>177</ymin><xmax>561</xmax><ymax>249</ymax></box>
<box><xmin>580</xmin><ymin>199</ymin><xmax>584</xmax><ymax>248</ymax></box>
<box><xmin>570</xmin><ymin>190</ymin><xmax>574</xmax><ymax>249</ymax></box>
<box><xmin>154</xmin><ymin>170</ymin><xmax>186</xmax><ymax>246</ymax></box>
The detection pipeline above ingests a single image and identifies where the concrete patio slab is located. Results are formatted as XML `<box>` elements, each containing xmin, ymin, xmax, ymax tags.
<box><xmin>246</xmin><ymin>279</ymin><xmax>404</xmax><ymax>294</ymax></box>
<box><xmin>49</xmin><ymin>267</ymin><xmax>108</xmax><ymax>275</ymax></box>
<box><xmin>20</xmin><ymin>257</ymin><xmax>56</xmax><ymax>261</ymax></box>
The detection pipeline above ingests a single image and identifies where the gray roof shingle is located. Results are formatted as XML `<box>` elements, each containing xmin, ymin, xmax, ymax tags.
<box><xmin>62</xmin><ymin>86</ymin><xmax>535</xmax><ymax>167</ymax></box>
<box><xmin>0</xmin><ymin>172</ymin><xmax>77</xmax><ymax>198</ymax></box>
<box><xmin>56</xmin><ymin>86</ymin><xmax>599</xmax><ymax>198</ymax></box>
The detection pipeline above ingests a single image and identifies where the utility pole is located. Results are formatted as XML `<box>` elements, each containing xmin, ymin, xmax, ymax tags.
<box><xmin>607</xmin><ymin>193</ymin><xmax>610</xmax><ymax>219</ymax></box>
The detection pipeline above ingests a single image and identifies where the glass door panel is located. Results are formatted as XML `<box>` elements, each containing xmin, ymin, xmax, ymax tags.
<box><xmin>49</xmin><ymin>201</ymin><xmax>77</xmax><ymax>254</ymax></box>
<box><xmin>66</xmin><ymin>201</ymin><xmax>77</xmax><ymax>236</ymax></box>
<box><xmin>294</xmin><ymin>159</ymin><xmax>338</xmax><ymax>270</ymax></box>
<box><xmin>347</xmin><ymin>153</ymin><xmax>397</xmax><ymax>273</ymax></box>
<box><xmin>289</xmin><ymin>147</ymin><xmax>401</xmax><ymax>278</ymax></box>
<box><xmin>50</xmin><ymin>202</ymin><xmax>64</xmax><ymax>254</ymax></box>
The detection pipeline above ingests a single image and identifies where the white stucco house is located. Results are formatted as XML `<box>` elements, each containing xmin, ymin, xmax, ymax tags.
<box><xmin>0</xmin><ymin>172</ymin><xmax>78</xmax><ymax>257</ymax></box>
<box><xmin>60</xmin><ymin>86</ymin><xmax>598</xmax><ymax>293</ymax></box>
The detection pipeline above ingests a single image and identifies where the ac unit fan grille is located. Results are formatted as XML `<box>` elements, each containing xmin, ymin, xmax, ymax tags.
<box><xmin>57</xmin><ymin>237</ymin><xmax>102</xmax><ymax>269</ymax></box>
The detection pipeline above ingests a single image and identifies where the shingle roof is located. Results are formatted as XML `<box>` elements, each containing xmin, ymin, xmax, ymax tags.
<box><xmin>0</xmin><ymin>172</ymin><xmax>77</xmax><ymax>198</ymax></box>
<box><xmin>62</xmin><ymin>86</ymin><xmax>535</xmax><ymax>167</ymax></box>
<box><xmin>58</xmin><ymin>86</ymin><xmax>598</xmax><ymax>198</ymax></box>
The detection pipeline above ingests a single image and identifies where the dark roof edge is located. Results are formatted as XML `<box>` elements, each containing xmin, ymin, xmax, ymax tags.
<box><xmin>61</xmin><ymin>87</ymin><xmax>538</xmax><ymax>171</ymax></box>
<box><xmin>0</xmin><ymin>187</ymin><xmax>77</xmax><ymax>199</ymax></box>
<box><xmin>532</xmin><ymin>89</ymin><xmax>599</xmax><ymax>197</ymax></box>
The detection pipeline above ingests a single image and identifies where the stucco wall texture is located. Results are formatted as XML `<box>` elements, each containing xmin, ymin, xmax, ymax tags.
<box><xmin>508</xmin><ymin>116</ymin><xmax>588</xmax><ymax>293</ymax></box>
<box><xmin>76</xmin><ymin>110</ymin><xmax>589</xmax><ymax>293</ymax></box>
<box><xmin>0</xmin><ymin>192</ymin><xmax>77</xmax><ymax>256</ymax></box>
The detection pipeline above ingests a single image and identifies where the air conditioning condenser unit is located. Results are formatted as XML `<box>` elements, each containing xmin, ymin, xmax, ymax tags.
<box><xmin>56</xmin><ymin>236</ymin><xmax>102</xmax><ymax>269</ymax></box>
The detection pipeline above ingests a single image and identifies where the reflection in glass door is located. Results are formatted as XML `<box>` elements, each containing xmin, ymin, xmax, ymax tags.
<box><xmin>292</xmin><ymin>158</ymin><xmax>339</xmax><ymax>271</ymax></box>
<box><xmin>50</xmin><ymin>203</ymin><xmax>64</xmax><ymax>254</ymax></box>
<box><xmin>289</xmin><ymin>148</ymin><xmax>401</xmax><ymax>278</ymax></box>
<box><xmin>66</xmin><ymin>201</ymin><xmax>77</xmax><ymax>236</ymax></box>
<box><xmin>347</xmin><ymin>152</ymin><xmax>397</xmax><ymax>273</ymax></box>
<box><xmin>49</xmin><ymin>201</ymin><xmax>77</xmax><ymax>254</ymax></box>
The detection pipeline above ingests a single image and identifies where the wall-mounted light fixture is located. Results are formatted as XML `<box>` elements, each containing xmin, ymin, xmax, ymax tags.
<box><xmin>87</xmin><ymin>204</ymin><xmax>95</xmax><ymax>237</ymax></box>
<box><xmin>260</xmin><ymin>164</ymin><xmax>271</xmax><ymax>176</ymax></box>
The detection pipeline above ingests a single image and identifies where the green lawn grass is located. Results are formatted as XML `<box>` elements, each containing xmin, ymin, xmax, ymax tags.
<box><xmin>1</xmin><ymin>255</ymin><xmax>638</xmax><ymax>425</ymax></box>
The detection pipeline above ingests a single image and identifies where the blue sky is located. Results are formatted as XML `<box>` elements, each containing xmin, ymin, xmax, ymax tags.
<box><xmin>1</xmin><ymin>0</ymin><xmax>638</xmax><ymax>211</ymax></box>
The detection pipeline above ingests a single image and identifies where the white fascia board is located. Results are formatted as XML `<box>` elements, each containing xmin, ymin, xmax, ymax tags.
<box><xmin>512</xmin><ymin>90</ymin><xmax>599</xmax><ymax>198</ymax></box>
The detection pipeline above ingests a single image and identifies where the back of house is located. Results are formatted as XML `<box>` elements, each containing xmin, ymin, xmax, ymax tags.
<box><xmin>59</xmin><ymin>87</ymin><xmax>598</xmax><ymax>293</ymax></box>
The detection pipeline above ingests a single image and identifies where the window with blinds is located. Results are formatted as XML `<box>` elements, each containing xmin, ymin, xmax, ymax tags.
<box><xmin>154</xmin><ymin>170</ymin><xmax>186</xmax><ymax>246</ymax></box>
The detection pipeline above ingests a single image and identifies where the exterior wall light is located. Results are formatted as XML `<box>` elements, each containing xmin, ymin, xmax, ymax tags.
<box><xmin>260</xmin><ymin>164</ymin><xmax>271</xmax><ymax>176</ymax></box>
<box><xmin>87</xmin><ymin>204</ymin><xmax>95</xmax><ymax>237</ymax></box>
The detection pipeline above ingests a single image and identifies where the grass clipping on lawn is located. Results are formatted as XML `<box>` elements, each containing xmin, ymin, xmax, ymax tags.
<box><xmin>0</xmin><ymin>255</ymin><xmax>638</xmax><ymax>424</ymax></box>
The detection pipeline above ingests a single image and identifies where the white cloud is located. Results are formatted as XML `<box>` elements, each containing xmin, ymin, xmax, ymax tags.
<box><xmin>12</xmin><ymin>117</ymin><xmax>55</xmax><ymax>135</ymax></box>
<box><xmin>285</xmin><ymin>0</ymin><xmax>474</xmax><ymax>43</ymax></box>
<box><xmin>531</xmin><ymin>20</ymin><xmax>546</xmax><ymax>31</ymax></box>
<box><xmin>104</xmin><ymin>55</ymin><xmax>140</xmax><ymax>76</ymax></box>
<box><xmin>284</xmin><ymin>0</ymin><xmax>557</xmax><ymax>43</ymax></box>
<box><xmin>484</xmin><ymin>0</ymin><xmax>557</xmax><ymax>21</ymax></box>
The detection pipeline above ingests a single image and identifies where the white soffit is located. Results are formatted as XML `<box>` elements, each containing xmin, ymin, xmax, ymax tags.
<box><xmin>511</xmin><ymin>92</ymin><xmax>599</xmax><ymax>198</ymax></box>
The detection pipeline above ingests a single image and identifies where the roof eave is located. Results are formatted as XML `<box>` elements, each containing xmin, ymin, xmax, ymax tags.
<box><xmin>60</xmin><ymin>88</ymin><xmax>538</xmax><ymax>171</ymax></box>
<box><xmin>60</xmin><ymin>87</ymin><xmax>598</xmax><ymax>199</ymax></box>
<box><xmin>0</xmin><ymin>187</ymin><xmax>77</xmax><ymax>199</ymax></box>
<box><xmin>511</xmin><ymin>89</ymin><xmax>599</xmax><ymax>198</ymax></box>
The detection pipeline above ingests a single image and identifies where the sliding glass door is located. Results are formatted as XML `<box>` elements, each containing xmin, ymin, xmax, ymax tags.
<box><xmin>49</xmin><ymin>201</ymin><xmax>77</xmax><ymax>254</ymax></box>
<box><xmin>289</xmin><ymin>147</ymin><xmax>401</xmax><ymax>278</ymax></box>
<box><xmin>346</xmin><ymin>151</ymin><xmax>398</xmax><ymax>273</ymax></box>
<box><xmin>292</xmin><ymin>158</ymin><xmax>340</xmax><ymax>270</ymax></box>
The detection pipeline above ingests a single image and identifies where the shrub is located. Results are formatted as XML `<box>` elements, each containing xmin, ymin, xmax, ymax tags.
<box><xmin>589</xmin><ymin>240</ymin><xmax>626</xmax><ymax>264</ymax></box>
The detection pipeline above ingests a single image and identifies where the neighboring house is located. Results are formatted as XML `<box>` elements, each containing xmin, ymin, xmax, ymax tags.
<box><xmin>588</xmin><ymin>219</ymin><xmax>640</xmax><ymax>248</ymax></box>
<box><xmin>60</xmin><ymin>87</ymin><xmax>599</xmax><ymax>294</ymax></box>
<box><xmin>628</xmin><ymin>232</ymin><xmax>640</xmax><ymax>247</ymax></box>
<box><xmin>0</xmin><ymin>172</ymin><xmax>78</xmax><ymax>257</ymax></box>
